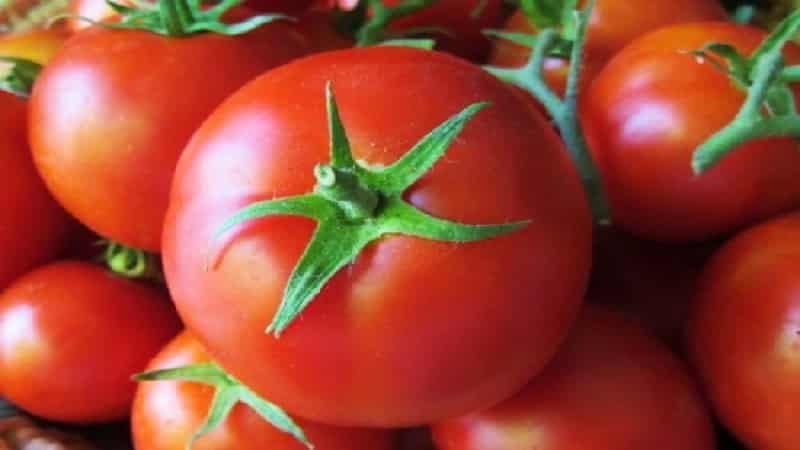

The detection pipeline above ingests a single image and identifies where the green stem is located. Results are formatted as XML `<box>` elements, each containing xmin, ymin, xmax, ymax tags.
<box><xmin>781</xmin><ymin>65</ymin><xmax>800</xmax><ymax>83</ymax></box>
<box><xmin>158</xmin><ymin>0</ymin><xmax>187</xmax><ymax>36</ymax></box>
<box><xmin>104</xmin><ymin>241</ymin><xmax>163</xmax><ymax>281</ymax></box>
<box><xmin>313</xmin><ymin>164</ymin><xmax>379</xmax><ymax>221</ymax></box>
<box><xmin>356</xmin><ymin>0</ymin><xmax>435</xmax><ymax>46</ymax></box>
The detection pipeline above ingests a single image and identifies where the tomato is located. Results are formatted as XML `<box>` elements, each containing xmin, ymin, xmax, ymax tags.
<box><xmin>29</xmin><ymin>20</ymin><xmax>309</xmax><ymax>251</ymax></box>
<box><xmin>489</xmin><ymin>0</ymin><xmax>726</xmax><ymax>95</ymax></box>
<box><xmin>583</xmin><ymin>22</ymin><xmax>800</xmax><ymax>242</ymax></box>
<box><xmin>382</xmin><ymin>0</ymin><xmax>505</xmax><ymax>62</ymax></box>
<box><xmin>432</xmin><ymin>306</ymin><xmax>716</xmax><ymax>450</ymax></box>
<box><xmin>133</xmin><ymin>332</ymin><xmax>397</xmax><ymax>450</ymax></box>
<box><xmin>163</xmin><ymin>46</ymin><xmax>592</xmax><ymax>427</ymax></box>
<box><xmin>67</xmin><ymin>0</ymin><xmax>313</xmax><ymax>31</ymax></box>
<box><xmin>0</xmin><ymin>92</ymin><xmax>72</xmax><ymax>290</ymax></box>
<box><xmin>587</xmin><ymin>226</ymin><xmax>717</xmax><ymax>351</ymax></box>
<box><xmin>0</xmin><ymin>28</ymin><xmax>69</xmax><ymax>63</ymax></box>
<box><xmin>686</xmin><ymin>212</ymin><xmax>800</xmax><ymax>450</ymax></box>
<box><xmin>0</xmin><ymin>261</ymin><xmax>181</xmax><ymax>423</ymax></box>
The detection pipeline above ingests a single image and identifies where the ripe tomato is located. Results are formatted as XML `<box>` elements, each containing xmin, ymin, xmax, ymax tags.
<box><xmin>383</xmin><ymin>0</ymin><xmax>505</xmax><ymax>62</ymax></box>
<box><xmin>0</xmin><ymin>92</ymin><xmax>72</xmax><ymax>290</ymax></box>
<box><xmin>489</xmin><ymin>0</ymin><xmax>726</xmax><ymax>94</ymax></box>
<box><xmin>0</xmin><ymin>261</ymin><xmax>181</xmax><ymax>423</ymax></box>
<box><xmin>583</xmin><ymin>22</ymin><xmax>800</xmax><ymax>242</ymax></box>
<box><xmin>686</xmin><ymin>212</ymin><xmax>800</xmax><ymax>450</ymax></box>
<box><xmin>433</xmin><ymin>306</ymin><xmax>716</xmax><ymax>450</ymax></box>
<box><xmin>133</xmin><ymin>332</ymin><xmax>397</xmax><ymax>450</ymax></box>
<box><xmin>587</xmin><ymin>226</ymin><xmax>717</xmax><ymax>351</ymax></box>
<box><xmin>0</xmin><ymin>28</ymin><xmax>69</xmax><ymax>63</ymax></box>
<box><xmin>29</xmin><ymin>21</ymin><xmax>309</xmax><ymax>251</ymax></box>
<box><xmin>163</xmin><ymin>46</ymin><xmax>592</xmax><ymax>427</ymax></box>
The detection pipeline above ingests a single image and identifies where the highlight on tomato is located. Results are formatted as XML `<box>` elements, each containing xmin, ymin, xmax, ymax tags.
<box><xmin>30</xmin><ymin>0</ymin><xmax>310</xmax><ymax>251</ymax></box>
<box><xmin>432</xmin><ymin>306</ymin><xmax>717</xmax><ymax>450</ymax></box>
<box><xmin>0</xmin><ymin>261</ymin><xmax>181</xmax><ymax>423</ymax></box>
<box><xmin>133</xmin><ymin>332</ymin><xmax>398</xmax><ymax>450</ymax></box>
<box><xmin>686</xmin><ymin>211</ymin><xmax>800</xmax><ymax>450</ymax></box>
<box><xmin>163</xmin><ymin>45</ymin><xmax>592</xmax><ymax>427</ymax></box>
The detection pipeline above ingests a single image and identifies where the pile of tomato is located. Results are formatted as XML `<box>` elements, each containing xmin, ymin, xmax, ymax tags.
<box><xmin>0</xmin><ymin>0</ymin><xmax>799</xmax><ymax>449</ymax></box>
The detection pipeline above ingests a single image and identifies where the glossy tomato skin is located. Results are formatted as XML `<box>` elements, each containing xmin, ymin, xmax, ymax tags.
<box><xmin>432</xmin><ymin>307</ymin><xmax>716</xmax><ymax>450</ymax></box>
<box><xmin>489</xmin><ymin>0</ymin><xmax>726</xmax><ymax>94</ymax></box>
<box><xmin>0</xmin><ymin>92</ymin><xmax>72</xmax><ymax>290</ymax></box>
<box><xmin>0</xmin><ymin>261</ymin><xmax>181</xmax><ymax>423</ymax></box>
<box><xmin>163</xmin><ymin>46</ymin><xmax>592</xmax><ymax>427</ymax></box>
<box><xmin>30</xmin><ymin>23</ymin><xmax>309</xmax><ymax>252</ymax></box>
<box><xmin>133</xmin><ymin>332</ymin><xmax>397</xmax><ymax>450</ymax></box>
<box><xmin>383</xmin><ymin>0</ymin><xmax>505</xmax><ymax>63</ymax></box>
<box><xmin>584</xmin><ymin>22</ymin><xmax>800</xmax><ymax>242</ymax></box>
<box><xmin>686</xmin><ymin>212</ymin><xmax>800</xmax><ymax>450</ymax></box>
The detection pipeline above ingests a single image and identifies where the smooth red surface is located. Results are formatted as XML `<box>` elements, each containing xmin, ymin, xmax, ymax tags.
<box><xmin>433</xmin><ymin>307</ymin><xmax>717</xmax><ymax>450</ymax></box>
<box><xmin>489</xmin><ymin>0</ymin><xmax>726</xmax><ymax>94</ymax></box>
<box><xmin>0</xmin><ymin>92</ymin><xmax>72</xmax><ymax>291</ymax></box>
<box><xmin>383</xmin><ymin>0</ymin><xmax>505</xmax><ymax>62</ymax></box>
<box><xmin>30</xmin><ymin>22</ymin><xmax>309</xmax><ymax>251</ymax></box>
<box><xmin>133</xmin><ymin>332</ymin><xmax>397</xmax><ymax>450</ymax></box>
<box><xmin>163</xmin><ymin>46</ymin><xmax>592</xmax><ymax>427</ymax></box>
<box><xmin>687</xmin><ymin>212</ymin><xmax>800</xmax><ymax>450</ymax></box>
<box><xmin>584</xmin><ymin>22</ymin><xmax>800</xmax><ymax>242</ymax></box>
<box><xmin>0</xmin><ymin>261</ymin><xmax>181</xmax><ymax>423</ymax></box>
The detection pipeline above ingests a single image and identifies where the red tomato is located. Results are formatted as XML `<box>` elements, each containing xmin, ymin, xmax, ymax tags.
<box><xmin>133</xmin><ymin>332</ymin><xmax>397</xmax><ymax>450</ymax></box>
<box><xmin>0</xmin><ymin>92</ymin><xmax>72</xmax><ymax>290</ymax></box>
<box><xmin>489</xmin><ymin>0</ymin><xmax>726</xmax><ymax>95</ymax></box>
<box><xmin>163</xmin><ymin>47</ymin><xmax>592</xmax><ymax>427</ymax></box>
<box><xmin>587</xmin><ymin>226</ymin><xmax>717</xmax><ymax>351</ymax></box>
<box><xmin>583</xmin><ymin>22</ymin><xmax>800</xmax><ymax>242</ymax></box>
<box><xmin>686</xmin><ymin>212</ymin><xmax>800</xmax><ymax>450</ymax></box>
<box><xmin>382</xmin><ymin>0</ymin><xmax>505</xmax><ymax>62</ymax></box>
<box><xmin>0</xmin><ymin>261</ymin><xmax>181</xmax><ymax>423</ymax></box>
<box><xmin>433</xmin><ymin>306</ymin><xmax>716</xmax><ymax>450</ymax></box>
<box><xmin>29</xmin><ymin>21</ymin><xmax>309</xmax><ymax>251</ymax></box>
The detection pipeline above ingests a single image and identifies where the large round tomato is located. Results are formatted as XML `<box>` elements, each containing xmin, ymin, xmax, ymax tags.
<box><xmin>29</xmin><ymin>20</ymin><xmax>309</xmax><ymax>252</ymax></box>
<box><xmin>686</xmin><ymin>212</ymin><xmax>800</xmax><ymax>450</ymax></box>
<box><xmin>433</xmin><ymin>306</ymin><xmax>716</xmax><ymax>450</ymax></box>
<box><xmin>0</xmin><ymin>261</ymin><xmax>181</xmax><ymax>423</ymax></box>
<box><xmin>0</xmin><ymin>92</ymin><xmax>72</xmax><ymax>290</ymax></box>
<box><xmin>163</xmin><ymin>46</ymin><xmax>592</xmax><ymax>427</ymax></box>
<box><xmin>489</xmin><ymin>0</ymin><xmax>726</xmax><ymax>95</ymax></box>
<box><xmin>133</xmin><ymin>332</ymin><xmax>397</xmax><ymax>450</ymax></box>
<box><xmin>583</xmin><ymin>22</ymin><xmax>800</xmax><ymax>242</ymax></box>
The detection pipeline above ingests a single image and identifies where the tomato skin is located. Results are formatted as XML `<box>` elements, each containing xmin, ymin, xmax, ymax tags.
<box><xmin>163</xmin><ymin>46</ymin><xmax>592</xmax><ymax>427</ymax></box>
<box><xmin>583</xmin><ymin>22</ymin><xmax>800</xmax><ymax>242</ymax></box>
<box><xmin>686</xmin><ymin>212</ymin><xmax>800</xmax><ymax>450</ymax></box>
<box><xmin>489</xmin><ymin>0</ymin><xmax>726</xmax><ymax>94</ymax></box>
<box><xmin>0</xmin><ymin>28</ymin><xmax>69</xmax><ymax>63</ymax></box>
<box><xmin>432</xmin><ymin>307</ymin><xmax>716</xmax><ymax>450</ymax></box>
<box><xmin>29</xmin><ymin>23</ymin><xmax>309</xmax><ymax>251</ymax></box>
<box><xmin>0</xmin><ymin>261</ymin><xmax>181</xmax><ymax>423</ymax></box>
<box><xmin>133</xmin><ymin>332</ymin><xmax>397</xmax><ymax>450</ymax></box>
<box><xmin>383</xmin><ymin>0</ymin><xmax>505</xmax><ymax>62</ymax></box>
<box><xmin>0</xmin><ymin>93</ymin><xmax>73</xmax><ymax>290</ymax></box>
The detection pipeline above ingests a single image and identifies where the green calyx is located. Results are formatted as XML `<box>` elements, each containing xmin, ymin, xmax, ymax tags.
<box><xmin>104</xmin><ymin>241</ymin><xmax>163</xmax><ymax>281</ymax></box>
<box><xmin>95</xmin><ymin>0</ymin><xmax>289</xmax><ymax>37</ymax></box>
<box><xmin>485</xmin><ymin>0</ymin><xmax>579</xmax><ymax>59</ymax></box>
<box><xmin>134</xmin><ymin>362</ymin><xmax>312</xmax><ymax>450</ymax></box>
<box><xmin>0</xmin><ymin>57</ymin><xmax>42</xmax><ymax>97</ymax></box>
<box><xmin>484</xmin><ymin>0</ymin><xmax>610</xmax><ymax>224</ymax></box>
<box><xmin>210</xmin><ymin>82</ymin><xmax>529</xmax><ymax>337</ymax></box>
<box><xmin>691</xmin><ymin>8</ymin><xmax>800</xmax><ymax>173</ymax></box>
<box><xmin>333</xmin><ymin>0</ymin><xmax>439</xmax><ymax>48</ymax></box>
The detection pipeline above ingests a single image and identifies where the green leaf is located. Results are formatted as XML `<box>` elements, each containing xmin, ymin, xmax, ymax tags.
<box><xmin>268</xmin><ymin>221</ymin><xmax>381</xmax><ymax>336</ymax></box>
<box><xmin>0</xmin><ymin>57</ymin><xmax>42</xmax><ymax>97</ymax></box>
<box><xmin>379</xmin><ymin>197</ymin><xmax>529</xmax><ymax>242</ymax></box>
<box><xmin>482</xmin><ymin>29</ymin><xmax>538</xmax><ymax>48</ymax></box>
<box><xmin>186</xmin><ymin>14</ymin><xmax>289</xmax><ymax>35</ymax></box>
<box><xmin>691</xmin><ymin>42</ymin><xmax>751</xmax><ymax>86</ymax></box>
<box><xmin>559</xmin><ymin>0</ymin><xmax>579</xmax><ymax>41</ymax></box>
<box><xmin>135</xmin><ymin>362</ymin><xmax>312</xmax><ymax>450</ymax></box>
<box><xmin>780</xmin><ymin>65</ymin><xmax>800</xmax><ymax>83</ymax></box>
<box><xmin>379</xmin><ymin>38</ymin><xmax>436</xmax><ymax>50</ymax></box>
<box><xmin>765</xmin><ymin>83</ymin><xmax>797</xmax><ymax>117</ymax></box>
<box><xmin>325</xmin><ymin>82</ymin><xmax>358</xmax><ymax>171</ymax></box>
<box><xmin>364</xmin><ymin>102</ymin><xmax>490</xmax><ymax>195</ymax></box>
<box><xmin>519</xmin><ymin>0</ymin><xmax>563</xmax><ymax>29</ymax></box>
